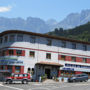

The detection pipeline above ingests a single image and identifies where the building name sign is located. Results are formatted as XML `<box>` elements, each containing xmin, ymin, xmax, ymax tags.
<box><xmin>0</xmin><ymin>60</ymin><xmax>23</xmax><ymax>65</ymax></box>
<box><xmin>65</xmin><ymin>63</ymin><xmax>90</xmax><ymax>69</ymax></box>
<box><xmin>62</xmin><ymin>68</ymin><xmax>74</xmax><ymax>71</ymax></box>
<box><xmin>0</xmin><ymin>57</ymin><xmax>17</xmax><ymax>61</ymax></box>
<box><xmin>0</xmin><ymin>70</ymin><xmax>11</xmax><ymax>72</ymax></box>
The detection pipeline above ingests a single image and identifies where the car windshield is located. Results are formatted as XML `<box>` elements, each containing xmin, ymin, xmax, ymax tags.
<box><xmin>71</xmin><ymin>74</ymin><xmax>88</xmax><ymax>77</ymax></box>
<box><xmin>70</xmin><ymin>75</ymin><xmax>76</xmax><ymax>77</ymax></box>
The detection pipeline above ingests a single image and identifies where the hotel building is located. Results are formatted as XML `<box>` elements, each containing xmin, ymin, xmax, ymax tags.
<box><xmin>0</xmin><ymin>30</ymin><xmax>90</xmax><ymax>80</ymax></box>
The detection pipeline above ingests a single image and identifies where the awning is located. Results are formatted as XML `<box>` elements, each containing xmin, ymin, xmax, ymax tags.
<box><xmin>36</xmin><ymin>61</ymin><xmax>63</xmax><ymax>67</ymax></box>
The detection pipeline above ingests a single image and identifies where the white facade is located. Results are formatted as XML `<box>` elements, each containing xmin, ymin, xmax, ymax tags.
<box><xmin>0</xmin><ymin>30</ymin><xmax>90</xmax><ymax>79</ymax></box>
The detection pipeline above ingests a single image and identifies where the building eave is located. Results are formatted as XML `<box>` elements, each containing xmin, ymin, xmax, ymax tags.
<box><xmin>0</xmin><ymin>30</ymin><xmax>90</xmax><ymax>45</ymax></box>
<box><xmin>36</xmin><ymin>61</ymin><xmax>63</xmax><ymax>67</ymax></box>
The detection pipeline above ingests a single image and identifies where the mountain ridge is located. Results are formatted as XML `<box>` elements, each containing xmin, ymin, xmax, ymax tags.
<box><xmin>0</xmin><ymin>9</ymin><xmax>90</xmax><ymax>33</ymax></box>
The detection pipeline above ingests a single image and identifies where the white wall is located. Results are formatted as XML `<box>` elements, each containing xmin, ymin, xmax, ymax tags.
<box><xmin>0</xmin><ymin>33</ymin><xmax>90</xmax><ymax>73</ymax></box>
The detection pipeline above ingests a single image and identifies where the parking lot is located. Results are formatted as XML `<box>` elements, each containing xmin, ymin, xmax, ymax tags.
<box><xmin>0</xmin><ymin>81</ymin><xmax>90</xmax><ymax>90</ymax></box>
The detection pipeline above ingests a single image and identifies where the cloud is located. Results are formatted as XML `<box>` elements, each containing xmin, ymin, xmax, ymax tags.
<box><xmin>0</xmin><ymin>6</ymin><xmax>12</xmax><ymax>12</ymax></box>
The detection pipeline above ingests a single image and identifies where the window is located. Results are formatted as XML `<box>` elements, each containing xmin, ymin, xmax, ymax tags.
<box><xmin>4</xmin><ymin>36</ymin><xmax>8</xmax><ymax>43</ymax></box>
<box><xmin>7</xmin><ymin>66</ymin><xmax>12</xmax><ymax>71</ymax></box>
<box><xmin>9</xmin><ymin>50</ymin><xmax>14</xmax><ymax>55</ymax></box>
<box><xmin>17</xmin><ymin>34</ymin><xmax>23</xmax><ymax>41</ymax></box>
<box><xmin>28</xmin><ymin>68</ymin><xmax>31</xmax><ymax>71</ymax></box>
<box><xmin>0</xmin><ymin>66</ymin><xmax>4</xmax><ymax>70</ymax></box>
<box><xmin>32</xmin><ymin>68</ymin><xmax>34</xmax><ymax>75</ymax></box>
<box><xmin>19</xmin><ymin>74</ymin><xmax>23</xmax><ymax>77</ymax></box>
<box><xmin>9</xmin><ymin>35</ymin><xmax>15</xmax><ymax>42</ymax></box>
<box><xmin>0</xmin><ymin>38</ymin><xmax>3</xmax><ymax>44</ymax></box>
<box><xmin>14</xmin><ymin>74</ymin><xmax>19</xmax><ymax>77</ymax></box>
<box><xmin>72</xmin><ymin>57</ymin><xmax>76</xmax><ymax>62</ymax></box>
<box><xmin>61</xmin><ymin>41</ymin><xmax>66</xmax><ymax>48</ymax></box>
<box><xmin>61</xmin><ymin>55</ymin><xmax>66</xmax><ymax>60</ymax></box>
<box><xmin>32</xmin><ymin>68</ymin><xmax>34</xmax><ymax>72</ymax></box>
<box><xmin>3</xmin><ymin>66</ymin><xmax>6</xmax><ymax>70</ymax></box>
<box><xmin>15</xmin><ymin>66</ymin><xmax>20</xmax><ymax>73</ymax></box>
<box><xmin>30</xmin><ymin>36</ymin><xmax>36</xmax><ymax>43</ymax></box>
<box><xmin>47</xmin><ymin>39</ymin><xmax>52</xmax><ymax>46</ymax></box>
<box><xmin>83</xmin><ymin>44</ymin><xmax>87</xmax><ymax>51</ymax></box>
<box><xmin>61</xmin><ymin>70</ymin><xmax>75</xmax><ymax>77</ymax></box>
<box><xmin>0</xmin><ymin>51</ymin><xmax>2</xmax><ymax>56</ymax></box>
<box><xmin>16</xmin><ymin>50</ymin><xmax>22</xmax><ymax>56</ymax></box>
<box><xmin>82</xmin><ymin>58</ymin><xmax>87</xmax><ymax>63</ymax></box>
<box><xmin>46</xmin><ymin>53</ymin><xmax>51</xmax><ymax>59</ymax></box>
<box><xmin>27</xmin><ymin>68</ymin><xmax>31</xmax><ymax>73</ymax></box>
<box><xmin>29</xmin><ymin>51</ymin><xmax>35</xmax><ymax>57</ymax></box>
<box><xmin>77</xmin><ymin>75</ymin><xmax>81</xmax><ymax>77</ymax></box>
<box><xmin>2</xmin><ymin>50</ymin><xmax>6</xmax><ymax>56</ymax></box>
<box><xmin>38</xmin><ymin>65</ymin><xmax>41</xmax><ymax>69</ymax></box>
<box><xmin>23</xmin><ymin>74</ymin><xmax>28</xmax><ymax>77</ymax></box>
<box><xmin>72</xmin><ymin>43</ymin><xmax>76</xmax><ymax>49</ymax></box>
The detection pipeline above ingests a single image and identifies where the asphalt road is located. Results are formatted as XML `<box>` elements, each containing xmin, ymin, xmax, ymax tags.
<box><xmin>0</xmin><ymin>82</ymin><xmax>90</xmax><ymax>90</ymax></box>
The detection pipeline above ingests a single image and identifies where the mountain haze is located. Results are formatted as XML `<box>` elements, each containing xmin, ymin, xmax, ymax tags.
<box><xmin>57</xmin><ymin>9</ymin><xmax>90</xmax><ymax>29</ymax></box>
<box><xmin>0</xmin><ymin>17</ymin><xmax>50</xmax><ymax>33</ymax></box>
<box><xmin>0</xmin><ymin>9</ymin><xmax>90</xmax><ymax>33</ymax></box>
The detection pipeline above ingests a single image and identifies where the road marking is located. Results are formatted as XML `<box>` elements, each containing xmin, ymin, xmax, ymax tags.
<box><xmin>33</xmin><ymin>83</ymin><xmax>43</xmax><ymax>85</ymax></box>
<box><xmin>0</xmin><ymin>84</ymin><xmax>24</xmax><ymax>90</ymax></box>
<box><xmin>31</xmin><ymin>87</ymin><xmax>49</xmax><ymax>90</ymax></box>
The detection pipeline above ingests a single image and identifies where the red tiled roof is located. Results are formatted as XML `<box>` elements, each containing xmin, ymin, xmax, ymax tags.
<box><xmin>36</xmin><ymin>61</ymin><xmax>63</xmax><ymax>67</ymax></box>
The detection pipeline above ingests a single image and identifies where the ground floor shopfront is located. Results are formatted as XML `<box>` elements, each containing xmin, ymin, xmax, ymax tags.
<box><xmin>0</xmin><ymin>65</ymin><xmax>24</xmax><ymax>73</ymax></box>
<box><xmin>35</xmin><ymin>61</ymin><xmax>63</xmax><ymax>80</ymax></box>
<box><xmin>0</xmin><ymin>65</ymin><xmax>24</xmax><ymax>81</ymax></box>
<box><xmin>57</xmin><ymin>62</ymin><xmax>90</xmax><ymax>78</ymax></box>
<box><xmin>34</xmin><ymin>62</ymin><xmax>90</xmax><ymax>81</ymax></box>
<box><xmin>0</xmin><ymin>59</ymin><xmax>24</xmax><ymax>81</ymax></box>
<box><xmin>58</xmin><ymin>70</ymin><xmax>90</xmax><ymax>77</ymax></box>
<box><xmin>0</xmin><ymin>60</ymin><xmax>90</xmax><ymax>81</ymax></box>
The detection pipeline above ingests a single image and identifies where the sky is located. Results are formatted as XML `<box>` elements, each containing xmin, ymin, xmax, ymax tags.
<box><xmin>0</xmin><ymin>0</ymin><xmax>90</xmax><ymax>21</ymax></box>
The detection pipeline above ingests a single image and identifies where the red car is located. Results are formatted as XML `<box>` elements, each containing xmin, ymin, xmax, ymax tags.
<box><xmin>5</xmin><ymin>73</ymin><xmax>31</xmax><ymax>84</ymax></box>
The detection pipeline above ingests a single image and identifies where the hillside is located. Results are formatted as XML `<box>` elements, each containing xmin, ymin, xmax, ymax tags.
<box><xmin>47</xmin><ymin>22</ymin><xmax>90</xmax><ymax>42</ymax></box>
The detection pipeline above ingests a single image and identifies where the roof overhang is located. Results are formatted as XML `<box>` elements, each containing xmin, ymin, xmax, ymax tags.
<box><xmin>0</xmin><ymin>30</ymin><xmax>90</xmax><ymax>45</ymax></box>
<box><xmin>36</xmin><ymin>61</ymin><xmax>63</xmax><ymax>67</ymax></box>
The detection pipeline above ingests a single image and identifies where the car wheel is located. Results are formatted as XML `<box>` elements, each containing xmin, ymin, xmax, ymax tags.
<box><xmin>73</xmin><ymin>80</ymin><xmax>76</xmax><ymax>82</ymax></box>
<box><xmin>84</xmin><ymin>80</ymin><xmax>88</xmax><ymax>82</ymax></box>
<box><xmin>6</xmin><ymin>80</ymin><xmax>12</xmax><ymax>84</ymax></box>
<box><xmin>22</xmin><ymin>80</ymin><xmax>28</xmax><ymax>84</ymax></box>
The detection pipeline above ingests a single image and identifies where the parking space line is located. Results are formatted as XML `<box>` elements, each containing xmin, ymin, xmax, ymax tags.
<box><xmin>0</xmin><ymin>84</ymin><xmax>24</xmax><ymax>90</ymax></box>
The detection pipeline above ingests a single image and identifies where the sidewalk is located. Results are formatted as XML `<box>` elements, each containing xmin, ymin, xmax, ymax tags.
<box><xmin>42</xmin><ymin>79</ymin><xmax>60</xmax><ymax>83</ymax></box>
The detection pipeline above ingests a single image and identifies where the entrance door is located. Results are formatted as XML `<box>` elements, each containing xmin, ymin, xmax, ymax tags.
<box><xmin>45</xmin><ymin>69</ymin><xmax>51</xmax><ymax>79</ymax></box>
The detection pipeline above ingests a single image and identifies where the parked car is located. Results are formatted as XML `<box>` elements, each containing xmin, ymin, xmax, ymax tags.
<box><xmin>5</xmin><ymin>73</ymin><xmax>31</xmax><ymax>84</ymax></box>
<box><xmin>68</xmin><ymin>74</ymin><xmax>88</xmax><ymax>82</ymax></box>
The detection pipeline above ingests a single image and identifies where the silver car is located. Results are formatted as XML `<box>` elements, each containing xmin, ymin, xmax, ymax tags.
<box><xmin>68</xmin><ymin>74</ymin><xmax>88</xmax><ymax>82</ymax></box>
